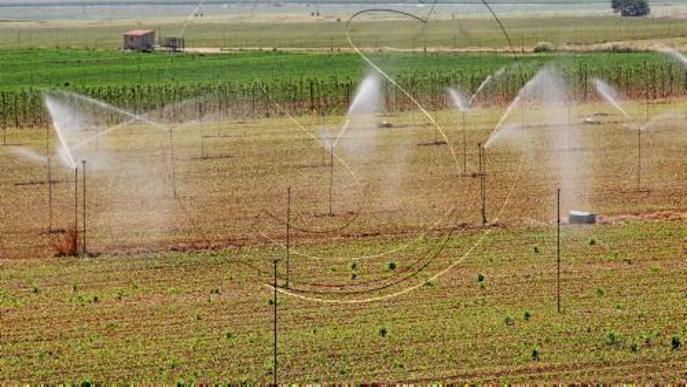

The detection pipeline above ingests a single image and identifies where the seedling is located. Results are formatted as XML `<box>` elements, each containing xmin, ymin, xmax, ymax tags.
<box><xmin>671</xmin><ymin>336</ymin><xmax>681</xmax><ymax>350</ymax></box>
<box><xmin>523</xmin><ymin>311</ymin><xmax>532</xmax><ymax>321</ymax></box>
<box><xmin>379</xmin><ymin>326</ymin><xmax>388</xmax><ymax>337</ymax></box>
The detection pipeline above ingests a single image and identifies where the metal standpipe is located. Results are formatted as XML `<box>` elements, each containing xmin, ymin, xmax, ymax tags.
<box><xmin>82</xmin><ymin>160</ymin><xmax>87</xmax><ymax>254</ymax></box>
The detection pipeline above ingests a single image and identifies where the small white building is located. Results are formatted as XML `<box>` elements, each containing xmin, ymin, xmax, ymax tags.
<box><xmin>123</xmin><ymin>29</ymin><xmax>155</xmax><ymax>51</ymax></box>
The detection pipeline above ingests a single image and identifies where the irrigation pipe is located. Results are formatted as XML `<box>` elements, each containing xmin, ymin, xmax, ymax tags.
<box><xmin>265</xmin><ymin>153</ymin><xmax>525</xmax><ymax>303</ymax></box>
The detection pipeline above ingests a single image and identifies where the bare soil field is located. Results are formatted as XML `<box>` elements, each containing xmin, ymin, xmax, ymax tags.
<box><xmin>1</xmin><ymin>99</ymin><xmax>685</xmax><ymax>259</ymax></box>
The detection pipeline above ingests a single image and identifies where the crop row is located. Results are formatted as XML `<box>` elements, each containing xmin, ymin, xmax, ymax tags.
<box><xmin>1</xmin><ymin>60</ymin><xmax>686</xmax><ymax>129</ymax></box>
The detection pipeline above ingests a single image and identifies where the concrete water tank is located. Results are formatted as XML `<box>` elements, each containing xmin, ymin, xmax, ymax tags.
<box><xmin>568</xmin><ymin>211</ymin><xmax>596</xmax><ymax>224</ymax></box>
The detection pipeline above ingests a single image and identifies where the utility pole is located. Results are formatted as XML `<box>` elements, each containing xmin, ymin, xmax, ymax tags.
<box><xmin>82</xmin><ymin>160</ymin><xmax>87</xmax><ymax>254</ymax></box>
<box><xmin>169</xmin><ymin>129</ymin><xmax>177</xmax><ymax>198</ymax></box>
<box><xmin>462</xmin><ymin>110</ymin><xmax>467</xmax><ymax>175</ymax></box>
<box><xmin>46</xmin><ymin>125</ymin><xmax>52</xmax><ymax>232</ymax></box>
<box><xmin>478</xmin><ymin>143</ymin><xmax>486</xmax><ymax>226</ymax></box>
<box><xmin>329</xmin><ymin>147</ymin><xmax>334</xmax><ymax>216</ymax></box>
<box><xmin>74</xmin><ymin>166</ymin><xmax>79</xmax><ymax>252</ymax></box>
<box><xmin>637</xmin><ymin>127</ymin><xmax>642</xmax><ymax>192</ymax></box>
<box><xmin>47</xmin><ymin>157</ymin><xmax>53</xmax><ymax>232</ymax></box>
<box><xmin>286</xmin><ymin>187</ymin><xmax>291</xmax><ymax>289</ymax></box>
<box><xmin>557</xmin><ymin>188</ymin><xmax>561</xmax><ymax>314</ymax></box>
<box><xmin>272</xmin><ymin>258</ymin><xmax>279</xmax><ymax>386</ymax></box>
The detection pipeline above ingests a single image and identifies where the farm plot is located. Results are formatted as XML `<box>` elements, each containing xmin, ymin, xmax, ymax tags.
<box><xmin>0</xmin><ymin>93</ymin><xmax>685</xmax><ymax>259</ymax></box>
<box><xmin>0</xmin><ymin>220</ymin><xmax>685</xmax><ymax>382</ymax></box>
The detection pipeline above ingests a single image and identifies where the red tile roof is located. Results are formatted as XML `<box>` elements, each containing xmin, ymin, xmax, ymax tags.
<box><xmin>124</xmin><ymin>29</ymin><xmax>154</xmax><ymax>36</ymax></box>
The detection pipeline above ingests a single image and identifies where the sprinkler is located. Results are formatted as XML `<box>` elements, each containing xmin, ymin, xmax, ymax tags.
<box><xmin>447</xmin><ymin>86</ymin><xmax>471</xmax><ymax>175</ymax></box>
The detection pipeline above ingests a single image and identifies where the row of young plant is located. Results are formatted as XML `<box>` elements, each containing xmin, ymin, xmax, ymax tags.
<box><xmin>1</xmin><ymin>61</ymin><xmax>685</xmax><ymax>128</ymax></box>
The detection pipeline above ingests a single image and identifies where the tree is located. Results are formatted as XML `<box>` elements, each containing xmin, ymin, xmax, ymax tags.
<box><xmin>611</xmin><ymin>0</ymin><xmax>623</xmax><ymax>12</ymax></box>
<box><xmin>611</xmin><ymin>0</ymin><xmax>651</xmax><ymax>17</ymax></box>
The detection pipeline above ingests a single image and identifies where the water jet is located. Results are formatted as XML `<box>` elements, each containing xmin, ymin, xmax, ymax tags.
<box><xmin>447</xmin><ymin>87</ymin><xmax>470</xmax><ymax>175</ymax></box>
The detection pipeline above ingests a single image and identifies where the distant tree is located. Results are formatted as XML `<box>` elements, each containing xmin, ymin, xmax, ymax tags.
<box><xmin>611</xmin><ymin>0</ymin><xmax>623</xmax><ymax>12</ymax></box>
<box><xmin>611</xmin><ymin>0</ymin><xmax>651</xmax><ymax>17</ymax></box>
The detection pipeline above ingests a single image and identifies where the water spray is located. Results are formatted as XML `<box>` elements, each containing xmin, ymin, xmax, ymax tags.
<box><xmin>593</xmin><ymin>79</ymin><xmax>646</xmax><ymax>192</ymax></box>
<box><xmin>451</xmin><ymin>70</ymin><xmax>502</xmax><ymax>176</ymax></box>
<box><xmin>592</xmin><ymin>79</ymin><xmax>630</xmax><ymax>119</ymax></box>
<box><xmin>48</xmin><ymin>92</ymin><xmax>172</xmax><ymax>152</ymax></box>
<box><xmin>268</xmin><ymin>0</ymin><xmax>524</xmax><ymax>303</ymax></box>
<box><xmin>345</xmin><ymin>9</ymin><xmax>460</xmax><ymax>171</ymax></box>
<box><xmin>52</xmin><ymin>119</ymin><xmax>77</xmax><ymax>171</ymax></box>
<box><xmin>660</xmin><ymin>46</ymin><xmax>687</xmax><ymax>68</ymax></box>
<box><xmin>485</xmin><ymin>93</ymin><xmax>523</xmax><ymax>149</ymax></box>
<box><xmin>469</xmin><ymin>74</ymin><xmax>493</xmax><ymax>107</ymax></box>
<box><xmin>447</xmin><ymin>87</ymin><xmax>470</xmax><ymax>175</ymax></box>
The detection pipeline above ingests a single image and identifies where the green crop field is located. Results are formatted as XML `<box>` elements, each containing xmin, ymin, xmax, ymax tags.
<box><xmin>1</xmin><ymin>220</ymin><xmax>685</xmax><ymax>382</ymax></box>
<box><xmin>0</xmin><ymin>49</ymin><xmax>680</xmax><ymax>90</ymax></box>
<box><xmin>1</xmin><ymin>49</ymin><xmax>686</xmax><ymax>129</ymax></box>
